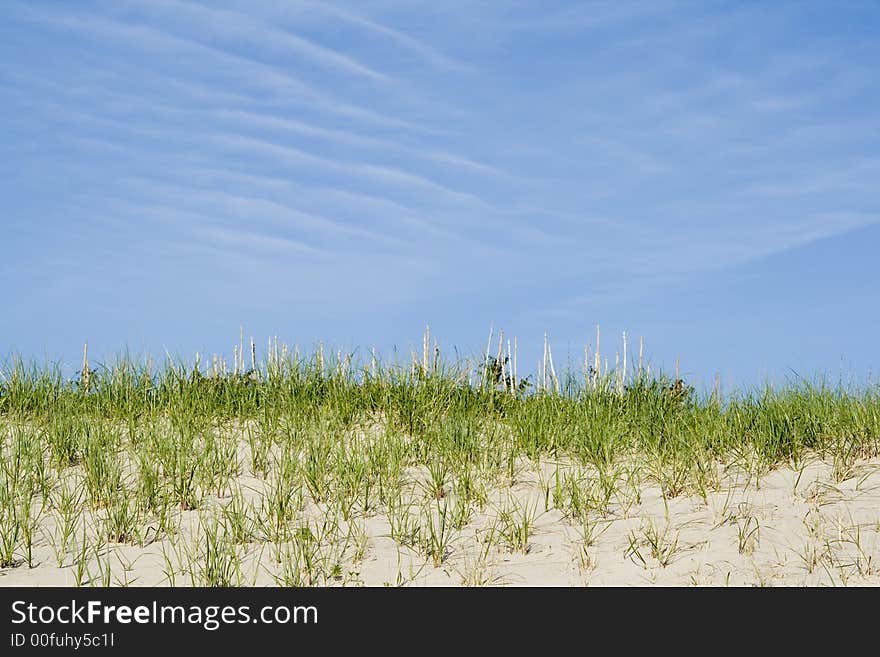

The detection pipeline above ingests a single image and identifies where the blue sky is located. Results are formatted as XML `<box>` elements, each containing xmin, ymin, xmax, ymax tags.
<box><xmin>2</xmin><ymin>1</ymin><xmax>878</xmax><ymax>391</ymax></box>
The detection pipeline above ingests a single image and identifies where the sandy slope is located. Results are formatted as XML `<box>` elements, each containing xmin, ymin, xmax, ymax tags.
<box><xmin>2</xmin><ymin>457</ymin><xmax>878</xmax><ymax>587</ymax></box>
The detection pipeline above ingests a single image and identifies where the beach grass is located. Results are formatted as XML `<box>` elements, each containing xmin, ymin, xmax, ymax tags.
<box><xmin>1</xmin><ymin>329</ymin><xmax>879</xmax><ymax>585</ymax></box>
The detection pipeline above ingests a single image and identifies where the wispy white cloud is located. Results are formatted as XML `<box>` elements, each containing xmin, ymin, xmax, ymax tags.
<box><xmin>210</xmin><ymin>134</ymin><xmax>493</xmax><ymax>209</ymax></box>
<box><xmin>744</xmin><ymin>160</ymin><xmax>880</xmax><ymax>198</ymax></box>
<box><xmin>118</xmin><ymin>0</ymin><xmax>392</xmax><ymax>82</ymax></box>
<box><xmin>356</xmin><ymin>162</ymin><xmax>493</xmax><ymax>208</ymax></box>
<box><xmin>202</xmin><ymin>225</ymin><xmax>328</xmax><ymax>257</ymax></box>
<box><xmin>214</xmin><ymin>109</ymin><xmax>387</xmax><ymax>148</ymax></box>
<box><xmin>118</xmin><ymin>177</ymin><xmax>405</xmax><ymax>248</ymax></box>
<box><xmin>574</xmin><ymin>135</ymin><xmax>669</xmax><ymax>176</ymax></box>
<box><xmin>499</xmin><ymin>1</ymin><xmax>688</xmax><ymax>34</ymax></box>
<box><xmin>11</xmin><ymin>6</ymin><xmax>428</xmax><ymax>132</ymax></box>
<box><xmin>261</xmin><ymin>0</ymin><xmax>467</xmax><ymax>72</ymax></box>
<box><xmin>417</xmin><ymin>151</ymin><xmax>506</xmax><ymax>178</ymax></box>
<box><xmin>93</xmin><ymin>195</ymin><xmax>434</xmax><ymax>280</ymax></box>
<box><xmin>211</xmin><ymin>109</ymin><xmax>507</xmax><ymax>177</ymax></box>
<box><xmin>166</xmin><ymin>164</ymin><xmax>488</xmax><ymax>246</ymax></box>
<box><xmin>542</xmin><ymin>209</ymin><xmax>880</xmax><ymax>318</ymax></box>
<box><xmin>4</xmin><ymin>71</ymin><xmax>508</xmax><ymax>182</ymax></box>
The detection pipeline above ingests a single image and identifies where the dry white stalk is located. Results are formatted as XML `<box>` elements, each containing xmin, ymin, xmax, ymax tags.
<box><xmin>584</xmin><ymin>344</ymin><xmax>589</xmax><ymax>387</ymax></box>
<box><xmin>493</xmin><ymin>329</ymin><xmax>504</xmax><ymax>389</ymax></box>
<box><xmin>239</xmin><ymin>326</ymin><xmax>244</xmax><ymax>375</ymax></box>
<box><xmin>81</xmin><ymin>342</ymin><xmax>89</xmax><ymax>390</ymax></box>
<box><xmin>507</xmin><ymin>338</ymin><xmax>515</xmax><ymax>395</ymax></box>
<box><xmin>499</xmin><ymin>342</ymin><xmax>508</xmax><ymax>391</ymax></box>
<box><xmin>612</xmin><ymin>351</ymin><xmax>620</xmax><ymax>391</ymax></box>
<box><xmin>423</xmin><ymin>325</ymin><xmax>430</xmax><ymax>376</ymax></box>
<box><xmin>547</xmin><ymin>337</ymin><xmax>559</xmax><ymax>394</ymax></box>
<box><xmin>595</xmin><ymin>324</ymin><xmax>601</xmax><ymax>381</ymax></box>
<box><xmin>513</xmin><ymin>336</ymin><xmax>518</xmax><ymax>394</ymax></box>
<box><xmin>484</xmin><ymin>324</ymin><xmax>494</xmax><ymax>386</ymax></box>
<box><xmin>638</xmin><ymin>336</ymin><xmax>644</xmax><ymax>379</ymax></box>
<box><xmin>622</xmin><ymin>331</ymin><xmax>627</xmax><ymax>392</ymax></box>
<box><xmin>543</xmin><ymin>332</ymin><xmax>548</xmax><ymax>392</ymax></box>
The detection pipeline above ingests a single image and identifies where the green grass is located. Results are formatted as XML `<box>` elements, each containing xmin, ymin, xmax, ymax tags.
<box><xmin>0</xmin><ymin>332</ymin><xmax>879</xmax><ymax>584</ymax></box>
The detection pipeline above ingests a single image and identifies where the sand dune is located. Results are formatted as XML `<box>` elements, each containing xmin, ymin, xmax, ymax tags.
<box><xmin>3</xmin><ymin>455</ymin><xmax>878</xmax><ymax>587</ymax></box>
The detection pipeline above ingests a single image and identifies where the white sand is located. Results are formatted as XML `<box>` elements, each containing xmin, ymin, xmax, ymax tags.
<box><xmin>2</xmin><ymin>456</ymin><xmax>878</xmax><ymax>587</ymax></box>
